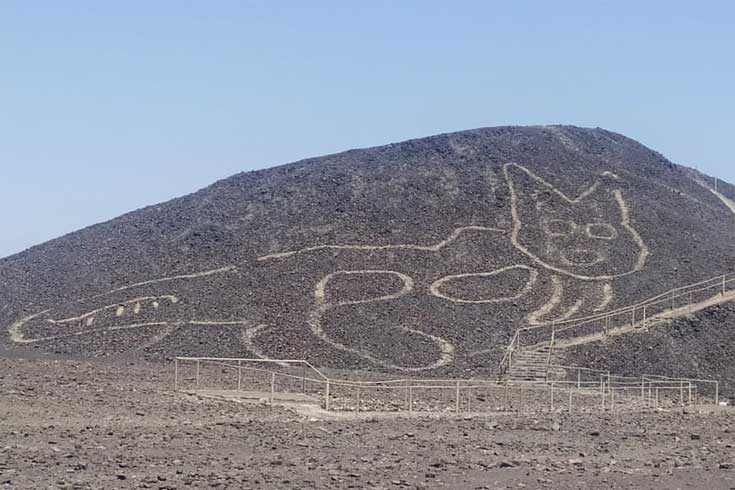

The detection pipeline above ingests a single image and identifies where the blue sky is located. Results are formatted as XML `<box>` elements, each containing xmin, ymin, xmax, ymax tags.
<box><xmin>1</xmin><ymin>1</ymin><xmax>733</xmax><ymax>258</ymax></box>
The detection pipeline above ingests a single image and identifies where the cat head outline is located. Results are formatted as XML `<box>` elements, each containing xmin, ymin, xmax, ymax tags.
<box><xmin>503</xmin><ymin>163</ymin><xmax>649</xmax><ymax>281</ymax></box>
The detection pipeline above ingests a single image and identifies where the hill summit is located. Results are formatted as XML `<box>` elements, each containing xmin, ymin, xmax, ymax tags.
<box><xmin>2</xmin><ymin>125</ymin><xmax>734</xmax><ymax>378</ymax></box>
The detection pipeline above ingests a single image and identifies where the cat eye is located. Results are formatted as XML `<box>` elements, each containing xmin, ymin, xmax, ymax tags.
<box><xmin>542</xmin><ymin>219</ymin><xmax>576</xmax><ymax>237</ymax></box>
<box><xmin>586</xmin><ymin>223</ymin><xmax>618</xmax><ymax>240</ymax></box>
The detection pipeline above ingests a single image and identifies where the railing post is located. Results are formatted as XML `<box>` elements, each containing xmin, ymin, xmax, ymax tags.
<box><xmin>357</xmin><ymin>386</ymin><xmax>361</xmax><ymax>413</ymax></box>
<box><xmin>325</xmin><ymin>381</ymin><xmax>331</xmax><ymax>411</ymax></box>
<box><xmin>196</xmin><ymin>359</ymin><xmax>200</xmax><ymax>389</ymax></box>
<box><xmin>723</xmin><ymin>276</ymin><xmax>727</xmax><ymax>295</ymax></box>
<box><xmin>550</xmin><ymin>382</ymin><xmax>554</xmax><ymax>411</ymax></box>
<box><xmin>688</xmin><ymin>382</ymin><xmax>692</xmax><ymax>406</ymax></box>
<box><xmin>270</xmin><ymin>372</ymin><xmax>275</xmax><ymax>403</ymax></box>
<box><xmin>715</xmin><ymin>382</ymin><xmax>719</xmax><ymax>406</ymax></box>
<box><xmin>577</xmin><ymin>369</ymin><xmax>581</xmax><ymax>389</ymax></box>
<box><xmin>467</xmin><ymin>386</ymin><xmax>472</xmax><ymax>413</ymax></box>
<box><xmin>237</xmin><ymin>360</ymin><xmax>242</xmax><ymax>391</ymax></box>
<box><xmin>408</xmin><ymin>386</ymin><xmax>413</xmax><ymax>414</ymax></box>
<box><xmin>611</xmin><ymin>389</ymin><xmax>615</xmax><ymax>412</ymax></box>
<box><xmin>600</xmin><ymin>378</ymin><xmax>605</xmax><ymax>411</ymax></box>
<box><xmin>632</xmin><ymin>307</ymin><xmax>636</xmax><ymax>327</ymax></box>
<box><xmin>655</xmin><ymin>387</ymin><xmax>659</xmax><ymax>408</ymax></box>
<box><xmin>679</xmin><ymin>380</ymin><xmax>684</xmax><ymax>405</ymax></box>
<box><xmin>174</xmin><ymin>358</ymin><xmax>179</xmax><ymax>391</ymax></box>
<box><xmin>642</xmin><ymin>306</ymin><xmax>647</xmax><ymax>325</ymax></box>
<box><xmin>455</xmin><ymin>380</ymin><xmax>460</xmax><ymax>413</ymax></box>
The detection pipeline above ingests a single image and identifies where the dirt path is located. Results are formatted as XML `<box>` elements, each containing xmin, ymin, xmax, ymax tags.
<box><xmin>1</xmin><ymin>356</ymin><xmax>735</xmax><ymax>489</ymax></box>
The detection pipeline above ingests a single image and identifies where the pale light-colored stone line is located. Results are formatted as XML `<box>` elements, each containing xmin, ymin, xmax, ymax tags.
<box><xmin>593</xmin><ymin>283</ymin><xmax>615</xmax><ymax>312</ymax></box>
<box><xmin>308</xmin><ymin>270</ymin><xmax>455</xmax><ymax>371</ymax></box>
<box><xmin>527</xmin><ymin>276</ymin><xmax>564</xmax><ymax>325</ymax></box>
<box><xmin>241</xmin><ymin>323</ymin><xmax>290</xmax><ymax>367</ymax></box>
<box><xmin>257</xmin><ymin>226</ymin><xmax>506</xmax><ymax>261</ymax></box>
<box><xmin>49</xmin><ymin>296</ymin><xmax>178</xmax><ymax>325</ymax></box>
<box><xmin>314</xmin><ymin>270</ymin><xmax>415</xmax><ymax>305</ymax></box>
<box><xmin>10</xmin><ymin>321</ymin><xmax>170</xmax><ymax>344</ymax></box>
<box><xmin>504</xmin><ymin>162</ymin><xmax>649</xmax><ymax>281</ymax></box>
<box><xmin>88</xmin><ymin>266</ymin><xmax>238</xmax><ymax>300</ymax></box>
<box><xmin>429</xmin><ymin>266</ymin><xmax>538</xmax><ymax>304</ymax></box>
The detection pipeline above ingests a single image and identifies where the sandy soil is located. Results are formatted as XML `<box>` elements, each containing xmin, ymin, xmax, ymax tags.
<box><xmin>1</xmin><ymin>355</ymin><xmax>734</xmax><ymax>489</ymax></box>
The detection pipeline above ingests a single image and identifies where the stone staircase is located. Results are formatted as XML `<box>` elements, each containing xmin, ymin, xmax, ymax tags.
<box><xmin>500</xmin><ymin>273</ymin><xmax>735</xmax><ymax>384</ymax></box>
<box><xmin>507</xmin><ymin>344</ymin><xmax>565</xmax><ymax>382</ymax></box>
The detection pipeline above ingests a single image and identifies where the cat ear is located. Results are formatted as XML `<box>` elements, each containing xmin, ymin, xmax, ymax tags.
<box><xmin>504</xmin><ymin>163</ymin><xmax>616</xmax><ymax>207</ymax></box>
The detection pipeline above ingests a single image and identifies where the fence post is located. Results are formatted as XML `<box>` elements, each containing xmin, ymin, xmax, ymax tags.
<box><xmin>325</xmin><ymin>381</ymin><xmax>331</xmax><ymax>411</ymax></box>
<box><xmin>688</xmin><ymin>382</ymin><xmax>692</xmax><ymax>406</ymax></box>
<box><xmin>357</xmin><ymin>386</ymin><xmax>361</xmax><ymax>413</ymax></box>
<box><xmin>196</xmin><ymin>359</ymin><xmax>200</xmax><ymax>389</ymax></box>
<box><xmin>715</xmin><ymin>382</ymin><xmax>719</xmax><ymax>406</ymax></box>
<box><xmin>301</xmin><ymin>365</ymin><xmax>306</xmax><ymax>393</ymax></box>
<box><xmin>679</xmin><ymin>381</ymin><xmax>684</xmax><ymax>405</ymax></box>
<box><xmin>723</xmin><ymin>276</ymin><xmax>727</xmax><ymax>295</ymax></box>
<box><xmin>270</xmin><ymin>372</ymin><xmax>275</xmax><ymax>403</ymax></box>
<box><xmin>642</xmin><ymin>306</ymin><xmax>647</xmax><ymax>325</ymax></box>
<box><xmin>455</xmin><ymin>380</ymin><xmax>460</xmax><ymax>413</ymax></box>
<box><xmin>550</xmin><ymin>382</ymin><xmax>554</xmax><ymax>412</ymax></box>
<box><xmin>632</xmin><ymin>307</ymin><xmax>636</xmax><ymax>327</ymax></box>
<box><xmin>611</xmin><ymin>389</ymin><xmax>615</xmax><ymax>412</ymax></box>
<box><xmin>174</xmin><ymin>358</ymin><xmax>179</xmax><ymax>391</ymax></box>
<box><xmin>577</xmin><ymin>369</ymin><xmax>581</xmax><ymax>389</ymax></box>
<box><xmin>408</xmin><ymin>385</ymin><xmax>413</xmax><ymax>414</ymax></box>
<box><xmin>655</xmin><ymin>387</ymin><xmax>659</xmax><ymax>408</ymax></box>
<box><xmin>237</xmin><ymin>360</ymin><xmax>242</xmax><ymax>391</ymax></box>
<box><xmin>600</xmin><ymin>379</ymin><xmax>605</xmax><ymax>411</ymax></box>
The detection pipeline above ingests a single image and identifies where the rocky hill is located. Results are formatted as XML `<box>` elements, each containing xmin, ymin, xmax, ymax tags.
<box><xmin>1</xmin><ymin>125</ymin><xmax>734</xmax><ymax>378</ymax></box>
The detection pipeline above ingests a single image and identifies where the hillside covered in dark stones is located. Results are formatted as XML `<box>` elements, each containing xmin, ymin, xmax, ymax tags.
<box><xmin>1</xmin><ymin>125</ymin><xmax>734</xmax><ymax>378</ymax></box>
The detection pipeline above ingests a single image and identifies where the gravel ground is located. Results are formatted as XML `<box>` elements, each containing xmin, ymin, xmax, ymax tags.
<box><xmin>2</xmin><ymin>355</ymin><xmax>735</xmax><ymax>489</ymax></box>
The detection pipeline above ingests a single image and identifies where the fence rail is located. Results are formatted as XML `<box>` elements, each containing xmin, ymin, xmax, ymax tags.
<box><xmin>174</xmin><ymin>357</ymin><xmax>720</xmax><ymax>414</ymax></box>
<box><xmin>500</xmin><ymin>272</ymin><xmax>735</xmax><ymax>376</ymax></box>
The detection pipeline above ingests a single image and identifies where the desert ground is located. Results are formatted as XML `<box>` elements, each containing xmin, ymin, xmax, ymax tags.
<box><xmin>1</xmin><ymin>352</ymin><xmax>734</xmax><ymax>490</ymax></box>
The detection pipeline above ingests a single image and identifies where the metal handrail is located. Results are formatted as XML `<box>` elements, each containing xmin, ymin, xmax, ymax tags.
<box><xmin>500</xmin><ymin>271</ymin><xmax>735</xmax><ymax>375</ymax></box>
<box><xmin>175</xmin><ymin>357</ymin><xmax>720</xmax><ymax>412</ymax></box>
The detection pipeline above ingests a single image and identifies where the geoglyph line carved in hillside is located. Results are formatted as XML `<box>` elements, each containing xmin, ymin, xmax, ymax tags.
<box><xmin>527</xmin><ymin>276</ymin><xmax>564</xmax><ymax>326</ymax></box>
<box><xmin>504</xmin><ymin>162</ymin><xmax>649</xmax><ymax>281</ymax></box>
<box><xmin>6</xmin><ymin>162</ymin><xmax>651</xmax><ymax>370</ymax></box>
<box><xmin>88</xmin><ymin>266</ymin><xmax>238</xmax><ymax>300</ymax></box>
<box><xmin>241</xmin><ymin>323</ymin><xmax>291</xmax><ymax>367</ymax></box>
<box><xmin>308</xmin><ymin>270</ymin><xmax>455</xmax><ymax>371</ymax></box>
<box><xmin>257</xmin><ymin>226</ymin><xmax>507</xmax><ymax>262</ymax></box>
<box><xmin>429</xmin><ymin>266</ymin><xmax>539</xmax><ymax>304</ymax></box>
<box><xmin>11</xmin><ymin>321</ymin><xmax>171</xmax><ymax>344</ymax></box>
<box><xmin>7</xmin><ymin>265</ymin><xmax>238</xmax><ymax>346</ymax></box>
<box><xmin>48</xmin><ymin>296</ymin><xmax>179</xmax><ymax>326</ymax></box>
<box><xmin>527</xmin><ymin>276</ymin><xmax>612</xmax><ymax>325</ymax></box>
<box><xmin>594</xmin><ymin>284</ymin><xmax>615</xmax><ymax>312</ymax></box>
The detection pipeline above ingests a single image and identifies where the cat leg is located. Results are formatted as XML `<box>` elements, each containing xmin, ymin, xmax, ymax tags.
<box><xmin>527</xmin><ymin>275</ymin><xmax>584</xmax><ymax>325</ymax></box>
<box><xmin>307</xmin><ymin>270</ymin><xmax>455</xmax><ymax>372</ymax></box>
